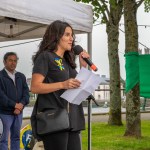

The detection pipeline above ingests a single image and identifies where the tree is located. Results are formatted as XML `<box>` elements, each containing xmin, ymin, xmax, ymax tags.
<box><xmin>123</xmin><ymin>0</ymin><xmax>150</xmax><ymax>137</ymax></box>
<box><xmin>75</xmin><ymin>0</ymin><xmax>123</xmax><ymax>125</ymax></box>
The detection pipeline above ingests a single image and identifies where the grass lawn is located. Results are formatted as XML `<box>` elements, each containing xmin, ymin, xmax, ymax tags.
<box><xmin>82</xmin><ymin>120</ymin><xmax>150</xmax><ymax>150</ymax></box>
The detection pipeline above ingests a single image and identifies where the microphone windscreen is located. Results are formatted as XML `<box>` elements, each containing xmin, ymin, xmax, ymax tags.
<box><xmin>73</xmin><ymin>45</ymin><xmax>83</xmax><ymax>55</ymax></box>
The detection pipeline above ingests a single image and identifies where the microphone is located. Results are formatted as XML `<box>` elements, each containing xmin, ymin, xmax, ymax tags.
<box><xmin>73</xmin><ymin>45</ymin><xmax>98</xmax><ymax>71</ymax></box>
<box><xmin>87</xmin><ymin>95</ymin><xmax>99</xmax><ymax>106</ymax></box>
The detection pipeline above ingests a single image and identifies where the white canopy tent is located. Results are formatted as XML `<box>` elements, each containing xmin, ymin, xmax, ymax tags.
<box><xmin>0</xmin><ymin>0</ymin><xmax>93</xmax><ymax>41</ymax></box>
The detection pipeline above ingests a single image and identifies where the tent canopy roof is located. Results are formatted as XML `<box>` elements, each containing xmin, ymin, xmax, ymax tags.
<box><xmin>0</xmin><ymin>0</ymin><xmax>93</xmax><ymax>42</ymax></box>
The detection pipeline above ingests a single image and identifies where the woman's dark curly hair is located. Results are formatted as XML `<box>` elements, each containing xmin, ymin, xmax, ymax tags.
<box><xmin>33</xmin><ymin>20</ymin><xmax>76</xmax><ymax>68</ymax></box>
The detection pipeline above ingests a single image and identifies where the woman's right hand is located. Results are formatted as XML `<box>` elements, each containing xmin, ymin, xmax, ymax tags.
<box><xmin>63</xmin><ymin>78</ymin><xmax>81</xmax><ymax>89</ymax></box>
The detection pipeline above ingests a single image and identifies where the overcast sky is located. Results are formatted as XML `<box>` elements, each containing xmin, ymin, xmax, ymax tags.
<box><xmin>0</xmin><ymin>4</ymin><xmax>149</xmax><ymax>80</ymax></box>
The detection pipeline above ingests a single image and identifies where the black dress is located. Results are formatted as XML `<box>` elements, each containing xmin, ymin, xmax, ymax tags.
<box><xmin>31</xmin><ymin>51</ymin><xmax>85</xmax><ymax>150</ymax></box>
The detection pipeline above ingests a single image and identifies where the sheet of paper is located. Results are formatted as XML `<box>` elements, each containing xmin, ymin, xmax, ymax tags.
<box><xmin>60</xmin><ymin>67</ymin><xmax>102</xmax><ymax>105</ymax></box>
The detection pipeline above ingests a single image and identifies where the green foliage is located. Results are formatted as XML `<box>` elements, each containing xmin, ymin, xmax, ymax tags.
<box><xmin>74</xmin><ymin>0</ymin><xmax>107</xmax><ymax>23</ymax></box>
<box><xmin>82</xmin><ymin>121</ymin><xmax>150</xmax><ymax>150</ymax></box>
<box><xmin>144</xmin><ymin>0</ymin><xmax>150</xmax><ymax>12</ymax></box>
<box><xmin>110</xmin><ymin>0</ymin><xmax>117</xmax><ymax>9</ymax></box>
<box><xmin>74</xmin><ymin>0</ymin><xmax>123</xmax><ymax>24</ymax></box>
<box><xmin>75</xmin><ymin>0</ymin><xmax>91</xmax><ymax>3</ymax></box>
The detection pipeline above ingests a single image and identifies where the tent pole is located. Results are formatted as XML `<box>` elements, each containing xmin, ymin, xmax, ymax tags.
<box><xmin>87</xmin><ymin>32</ymin><xmax>92</xmax><ymax>150</ymax></box>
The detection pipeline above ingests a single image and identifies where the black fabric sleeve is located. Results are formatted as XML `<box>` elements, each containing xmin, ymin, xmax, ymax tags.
<box><xmin>32</xmin><ymin>52</ymin><xmax>49</xmax><ymax>77</ymax></box>
<box><xmin>20</xmin><ymin>73</ymin><xmax>30</xmax><ymax>106</ymax></box>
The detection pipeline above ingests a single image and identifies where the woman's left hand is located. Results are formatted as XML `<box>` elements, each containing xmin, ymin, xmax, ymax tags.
<box><xmin>79</xmin><ymin>50</ymin><xmax>90</xmax><ymax>68</ymax></box>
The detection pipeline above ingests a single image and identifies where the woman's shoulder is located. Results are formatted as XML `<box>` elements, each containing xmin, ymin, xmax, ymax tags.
<box><xmin>40</xmin><ymin>50</ymin><xmax>52</xmax><ymax>56</ymax></box>
<box><xmin>37</xmin><ymin>51</ymin><xmax>54</xmax><ymax>60</ymax></box>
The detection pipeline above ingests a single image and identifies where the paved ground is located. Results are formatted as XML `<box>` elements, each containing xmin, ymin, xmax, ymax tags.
<box><xmin>22</xmin><ymin>112</ymin><xmax>150</xmax><ymax>127</ymax></box>
<box><xmin>85</xmin><ymin>111</ymin><xmax>150</xmax><ymax>122</ymax></box>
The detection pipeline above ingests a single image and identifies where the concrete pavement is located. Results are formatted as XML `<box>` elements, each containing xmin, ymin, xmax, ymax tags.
<box><xmin>22</xmin><ymin>111</ymin><xmax>150</xmax><ymax>127</ymax></box>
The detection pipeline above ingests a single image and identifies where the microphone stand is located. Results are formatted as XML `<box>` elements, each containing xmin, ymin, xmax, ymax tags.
<box><xmin>86</xmin><ymin>95</ymin><xmax>99</xmax><ymax>150</ymax></box>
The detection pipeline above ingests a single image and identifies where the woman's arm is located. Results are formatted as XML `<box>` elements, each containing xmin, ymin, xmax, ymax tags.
<box><xmin>31</xmin><ymin>73</ymin><xmax>81</xmax><ymax>94</ymax></box>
